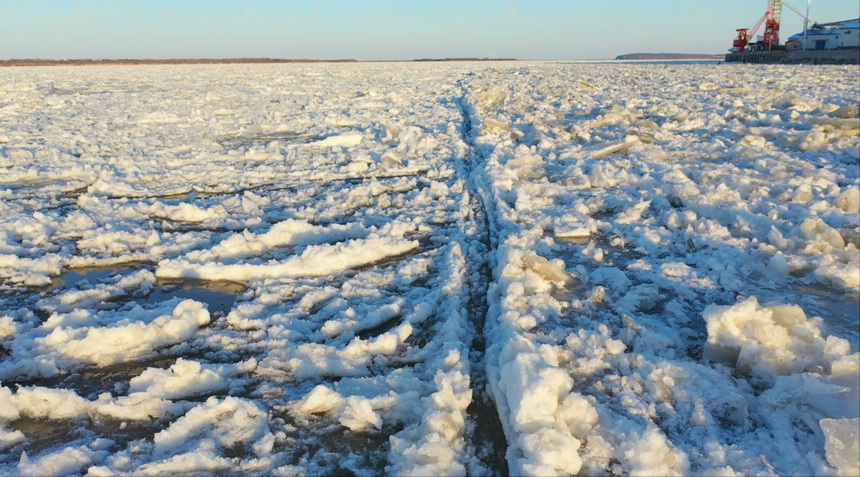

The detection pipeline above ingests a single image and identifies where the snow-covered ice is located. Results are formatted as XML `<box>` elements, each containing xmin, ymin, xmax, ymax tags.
<box><xmin>0</xmin><ymin>61</ymin><xmax>858</xmax><ymax>475</ymax></box>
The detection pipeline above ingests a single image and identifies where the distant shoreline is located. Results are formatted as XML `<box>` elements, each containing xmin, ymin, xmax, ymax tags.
<box><xmin>0</xmin><ymin>58</ymin><xmax>359</xmax><ymax>67</ymax></box>
<box><xmin>614</xmin><ymin>53</ymin><xmax>724</xmax><ymax>60</ymax></box>
<box><xmin>0</xmin><ymin>55</ymin><xmax>731</xmax><ymax>67</ymax></box>
<box><xmin>0</xmin><ymin>57</ymin><xmax>519</xmax><ymax>67</ymax></box>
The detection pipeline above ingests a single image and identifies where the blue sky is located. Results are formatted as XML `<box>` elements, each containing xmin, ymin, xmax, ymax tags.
<box><xmin>2</xmin><ymin>0</ymin><xmax>858</xmax><ymax>60</ymax></box>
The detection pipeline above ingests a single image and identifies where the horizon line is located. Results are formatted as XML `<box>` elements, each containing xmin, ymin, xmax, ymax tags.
<box><xmin>0</xmin><ymin>54</ymin><xmax>728</xmax><ymax>67</ymax></box>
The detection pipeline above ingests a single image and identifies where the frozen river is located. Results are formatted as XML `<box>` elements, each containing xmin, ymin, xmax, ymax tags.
<box><xmin>1</xmin><ymin>61</ymin><xmax>858</xmax><ymax>476</ymax></box>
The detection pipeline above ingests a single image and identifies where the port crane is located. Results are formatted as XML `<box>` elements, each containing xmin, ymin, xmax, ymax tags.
<box><xmin>733</xmin><ymin>0</ymin><xmax>783</xmax><ymax>52</ymax></box>
<box><xmin>731</xmin><ymin>0</ymin><xmax>817</xmax><ymax>52</ymax></box>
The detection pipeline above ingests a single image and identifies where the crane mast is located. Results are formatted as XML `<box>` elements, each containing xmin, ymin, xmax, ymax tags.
<box><xmin>763</xmin><ymin>0</ymin><xmax>783</xmax><ymax>48</ymax></box>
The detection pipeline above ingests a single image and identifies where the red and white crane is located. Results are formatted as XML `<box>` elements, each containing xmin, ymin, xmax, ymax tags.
<box><xmin>732</xmin><ymin>0</ymin><xmax>783</xmax><ymax>52</ymax></box>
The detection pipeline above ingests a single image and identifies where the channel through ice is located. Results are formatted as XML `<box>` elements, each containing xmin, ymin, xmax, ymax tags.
<box><xmin>0</xmin><ymin>61</ymin><xmax>858</xmax><ymax>476</ymax></box>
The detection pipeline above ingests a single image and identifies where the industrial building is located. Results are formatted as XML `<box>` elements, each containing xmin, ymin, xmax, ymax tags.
<box><xmin>786</xmin><ymin>19</ymin><xmax>860</xmax><ymax>51</ymax></box>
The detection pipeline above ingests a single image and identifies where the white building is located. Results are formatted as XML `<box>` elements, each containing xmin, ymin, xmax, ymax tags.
<box><xmin>837</xmin><ymin>21</ymin><xmax>860</xmax><ymax>48</ymax></box>
<box><xmin>805</xmin><ymin>29</ymin><xmax>839</xmax><ymax>50</ymax></box>
<box><xmin>788</xmin><ymin>19</ymin><xmax>860</xmax><ymax>50</ymax></box>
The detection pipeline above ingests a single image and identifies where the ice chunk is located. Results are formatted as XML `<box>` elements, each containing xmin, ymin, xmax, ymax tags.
<box><xmin>554</xmin><ymin>225</ymin><xmax>595</xmax><ymax>242</ymax></box>
<box><xmin>832</xmin><ymin>354</ymin><xmax>860</xmax><ymax>376</ymax></box>
<box><xmin>771</xmin><ymin>92</ymin><xmax>815</xmax><ymax>111</ymax></box>
<box><xmin>93</xmin><ymin>391</ymin><xmax>176</xmax><ymax>421</ymax></box>
<box><xmin>307</xmin><ymin>133</ymin><xmax>364</xmax><ymax>148</ymax></box>
<box><xmin>152</xmin><ymin>396</ymin><xmax>273</xmax><ymax>458</ymax></box>
<box><xmin>389</xmin><ymin>432</ymin><xmax>464</xmax><ymax>476</ymax></box>
<box><xmin>617</xmin><ymin>200</ymin><xmax>651</xmax><ymax>225</ymax></box>
<box><xmin>767</xmin><ymin>252</ymin><xmax>789</xmax><ymax>277</ymax></box>
<box><xmin>481</xmin><ymin>118</ymin><xmax>512</xmax><ymax>135</ymax></box>
<box><xmin>40</xmin><ymin>299</ymin><xmax>210</xmax><ymax>366</ymax></box>
<box><xmin>801</xmin><ymin>217</ymin><xmax>845</xmax><ymax>249</ymax></box>
<box><xmin>11</xmin><ymin>386</ymin><xmax>91</xmax><ymax>420</ymax></box>
<box><xmin>380</xmin><ymin>152</ymin><xmax>403</xmax><ymax>167</ymax></box>
<box><xmin>816</xmin><ymin>260</ymin><xmax>860</xmax><ymax>290</ymax></box>
<box><xmin>618</xmin><ymin>284</ymin><xmax>662</xmax><ymax>313</ymax></box>
<box><xmin>295</xmin><ymin>385</ymin><xmax>344</xmax><ymax>414</ymax></box>
<box><xmin>0</xmin><ymin>427</ymin><xmax>25</xmax><ymax>450</ymax></box>
<box><xmin>17</xmin><ymin>445</ymin><xmax>95</xmax><ymax>477</ymax></box>
<box><xmin>339</xmin><ymin>396</ymin><xmax>382</xmax><ymax>431</ymax></box>
<box><xmin>702</xmin><ymin>297</ymin><xmax>851</xmax><ymax>382</ymax></box>
<box><xmin>500</xmin><ymin>351</ymin><xmax>573</xmax><ymax>433</ymax></box>
<box><xmin>346</xmin><ymin>160</ymin><xmax>369</xmax><ymax>174</ymax></box>
<box><xmin>520</xmin><ymin>428</ymin><xmax>582</xmax><ymax>475</ymax></box>
<box><xmin>791</xmin><ymin>184</ymin><xmax>814</xmax><ymax>204</ymax></box>
<box><xmin>0</xmin><ymin>315</ymin><xmax>16</xmax><ymax>339</ymax></box>
<box><xmin>0</xmin><ymin>386</ymin><xmax>19</xmax><ymax>421</ymax></box>
<box><xmin>835</xmin><ymin>186</ymin><xmax>860</xmax><ymax>214</ymax></box>
<box><xmin>593</xmin><ymin>136</ymin><xmax>640</xmax><ymax>159</ymax></box>
<box><xmin>622</xmin><ymin>426</ymin><xmax>689</xmax><ymax>476</ymax></box>
<box><xmin>761</xmin><ymin>373</ymin><xmax>859</xmax><ymax>425</ymax></box>
<box><xmin>591</xmin><ymin>105</ymin><xmax>641</xmax><ymax>127</ymax></box>
<box><xmin>591</xmin><ymin>266</ymin><xmax>632</xmax><ymax>294</ymax></box>
<box><xmin>506</xmin><ymin>153</ymin><xmax>545</xmax><ymax>180</ymax></box>
<box><xmin>557</xmin><ymin>393</ymin><xmax>599</xmax><ymax>438</ymax></box>
<box><xmin>587</xmin><ymin>161</ymin><xmax>631</xmax><ymax>188</ymax></box>
<box><xmin>475</xmin><ymin>86</ymin><xmax>507</xmax><ymax>108</ymax></box>
<box><xmin>157</xmin><ymin>236</ymin><xmax>419</xmax><ymax>282</ymax></box>
<box><xmin>522</xmin><ymin>254</ymin><xmax>577</xmax><ymax>288</ymax></box>
<box><xmin>192</xmin><ymin>219</ymin><xmax>361</xmax><ymax>263</ymax></box>
<box><xmin>821</xmin><ymin>418</ymin><xmax>860</xmax><ymax>476</ymax></box>
<box><xmin>807</xmin><ymin>117</ymin><xmax>860</xmax><ymax>129</ymax></box>
<box><xmin>289</xmin><ymin>322</ymin><xmax>412</xmax><ymax>378</ymax></box>
<box><xmin>127</xmin><ymin>359</ymin><xmax>227</xmax><ymax>400</ymax></box>
<box><xmin>0</xmin><ymin>254</ymin><xmax>64</xmax><ymax>287</ymax></box>
<box><xmin>828</xmin><ymin>104</ymin><xmax>858</xmax><ymax>119</ymax></box>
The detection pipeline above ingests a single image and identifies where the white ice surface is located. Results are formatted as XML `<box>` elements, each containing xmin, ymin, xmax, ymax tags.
<box><xmin>0</xmin><ymin>61</ymin><xmax>858</xmax><ymax>476</ymax></box>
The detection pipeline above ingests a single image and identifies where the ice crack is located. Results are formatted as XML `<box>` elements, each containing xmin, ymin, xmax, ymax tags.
<box><xmin>452</xmin><ymin>78</ymin><xmax>510</xmax><ymax>476</ymax></box>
